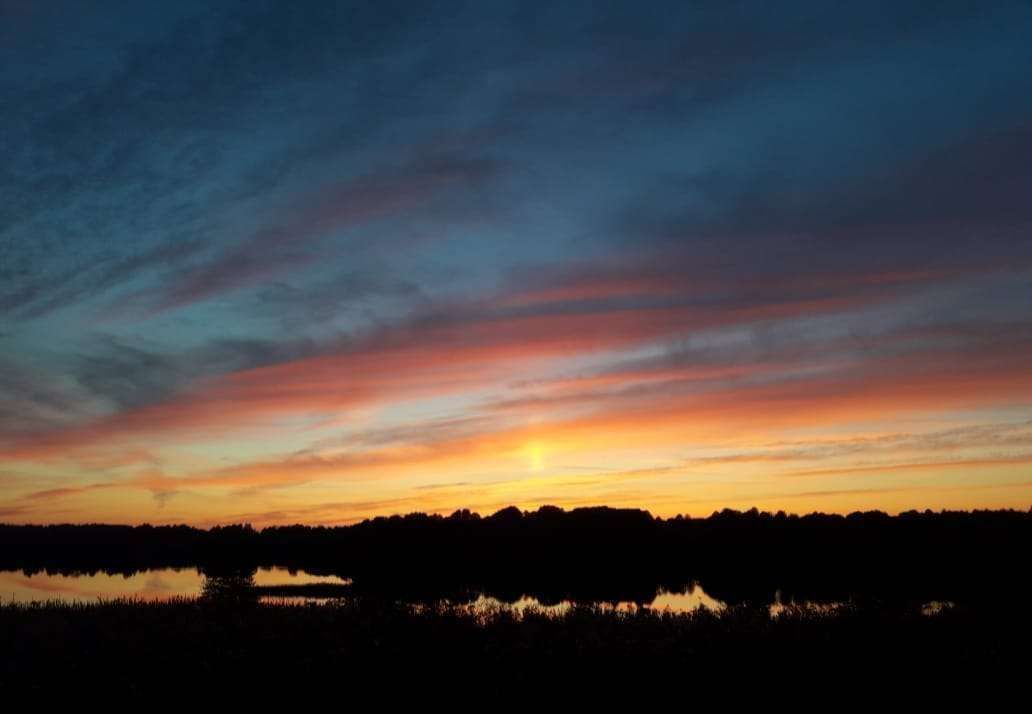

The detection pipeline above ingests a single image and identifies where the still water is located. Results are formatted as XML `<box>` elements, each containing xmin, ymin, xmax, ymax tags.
<box><xmin>0</xmin><ymin>567</ymin><xmax>344</xmax><ymax>604</ymax></box>
<box><xmin>0</xmin><ymin>568</ymin><xmax>954</xmax><ymax>616</ymax></box>
<box><xmin>458</xmin><ymin>585</ymin><xmax>727</xmax><ymax>616</ymax></box>
<box><xmin>1</xmin><ymin>567</ymin><xmax>726</xmax><ymax>613</ymax></box>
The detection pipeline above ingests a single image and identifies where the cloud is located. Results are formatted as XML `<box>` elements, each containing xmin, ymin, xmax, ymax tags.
<box><xmin>52</xmin><ymin>329</ymin><xmax>1029</xmax><ymax>498</ymax></box>
<box><xmin>785</xmin><ymin>456</ymin><xmax>1032</xmax><ymax>479</ymax></box>
<box><xmin>4</xmin><ymin>1</ymin><xmax>1032</xmax><ymax>522</ymax></box>
<box><xmin>5</xmin><ymin>247</ymin><xmax>1031</xmax><ymax>465</ymax></box>
<box><xmin>144</xmin><ymin>152</ymin><xmax>501</xmax><ymax>314</ymax></box>
<box><xmin>1</xmin><ymin>2</ymin><xmax>504</xmax><ymax>322</ymax></box>
<box><xmin>151</xmin><ymin>489</ymin><xmax>179</xmax><ymax>508</ymax></box>
<box><xmin>5</xmin><ymin>240</ymin><xmax>207</xmax><ymax>321</ymax></box>
<box><xmin>69</xmin><ymin>333</ymin><xmax>326</xmax><ymax>411</ymax></box>
<box><xmin>24</xmin><ymin>483</ymin><xmax>117</xmax><ymax>501</ymax></box>
<box><xmin>0</xmin><ymin>357</ymin><xmax>104</xmax><ymax>443</ymax></box>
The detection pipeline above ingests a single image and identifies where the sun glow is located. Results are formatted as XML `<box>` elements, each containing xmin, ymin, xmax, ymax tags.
<box><xmin>526</xmin><ymin>441</ymin><xmax>546</xmax><ymax>472</ymax></box>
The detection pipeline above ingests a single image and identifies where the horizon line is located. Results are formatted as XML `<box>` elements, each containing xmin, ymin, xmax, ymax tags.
<box><xmin>5</xmin><ymin>502</ymin><xmax>1032</xmax><ymax>531</ymax></box>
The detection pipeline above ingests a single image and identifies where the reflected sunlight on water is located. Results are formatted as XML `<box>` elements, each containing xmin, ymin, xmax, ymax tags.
<box><xmin>0</xmin><ymin>569</ymin><xmax>962</xmax><ymax>618</ymax></box>
<box><xmin>768</xmin><ymin>590</ymin><xmax>846</xmax><ymax>617</ymax></box>
<box><xmin>650</xmin><ymin>586</ymin><xmax>726</xmax><ymax>613</ymax></box>
<box><xmin>458</xmin><ymin>583</ymin><xmax>726</xmax><ymax>617</ymax></box>
<box><xmin>920</xmin><ymin>600</ymin><xmax>955</xmax><ymax>616</ymax></box>
<box><xmin>0</xmin><ymin>567</ymin><xmax>347</xmax><ymax>603</ymax></box>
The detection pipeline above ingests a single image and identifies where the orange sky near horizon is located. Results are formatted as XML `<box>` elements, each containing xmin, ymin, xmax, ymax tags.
<box><xmin>4</xmin><ymin>282</ymin><xmax>1032</xmax><ymax>526</ymax></box>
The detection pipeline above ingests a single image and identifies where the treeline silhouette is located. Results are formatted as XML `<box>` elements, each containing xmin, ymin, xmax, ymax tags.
<box><xmin>4</xmin><ymin>506</ymin><xmax>1032</xmax><ymax>606</ymax></box>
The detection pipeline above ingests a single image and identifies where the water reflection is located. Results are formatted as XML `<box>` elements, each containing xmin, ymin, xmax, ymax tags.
<box><xmin>768</xmin><ymin>590</ymin><xmax>846</xmax><ymax>617</ymax></box>
<box><xmin>650</xmin><ymin>586</ymin><xmax>726</xmax><ymax>613</ymax></box>
<box><xmin>766</xmin><ymin>592</ymin><xmax>957</xmax><ymax>618</ymax></box>
<box><xmin>920</xmin><ymin>600</ymin><xmax>955</xmax><ymax>616</ymax></box>
<box><xmin>0</xmin><ymin>569</ymin><xmax>962</xmax><ymax>619</ymax></box>
<box><xmin>200</xmin><ymin>568</ymin><xmax>258</xmax><ymax>604</ymax></box>
<box><xmin>2</xmin><ymin>569</ymin><xmax>729</xmax><ymax>612</ymax></box>
<box><xmin>451</xmin><ymin>583</ymin><xmax>726</xmax><ymax>617</ymax></box>
<box><xmin>0</xmin><ymin>567</ymin><xmax>346</xmax><ymax>603</ymax></box>
<box><xmin>0</xmin><ymin>567</ymin><xmax>202</xmax><ymax>602</ymax></box>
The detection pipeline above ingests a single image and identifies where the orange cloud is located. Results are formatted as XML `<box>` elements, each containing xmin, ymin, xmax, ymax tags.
<box><xmin>1</xmin><ymin>287</ymin><xmax>889</xmax><ymax>461</ymax></box>
<box><xmin>4</xmin><ymin>258</ymin><xmax>1031</xmax><ymax>526</ymax></box>
<box><xmin>63</xmin><ymin>335</ymin><xmax>1026</xmax><ymax>500</ymax></box>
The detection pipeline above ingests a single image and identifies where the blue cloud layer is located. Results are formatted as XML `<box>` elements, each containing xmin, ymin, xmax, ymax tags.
<box><xmin>2</xmin><ymin>0</ymin><xmax>1031</xmax><ymax>438</ymax></box>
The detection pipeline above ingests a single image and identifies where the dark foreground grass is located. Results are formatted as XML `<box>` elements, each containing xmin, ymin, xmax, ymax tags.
<box><xmin>3</xmin><ymin>598</ymin><xmax>1030</xmax><ymax>696</ymax></box>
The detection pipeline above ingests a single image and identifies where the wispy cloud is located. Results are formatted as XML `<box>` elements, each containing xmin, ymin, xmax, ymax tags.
<box><xmin>4</xmin><ymin>1</ymin><xmax>1032</xmax><ymax>523</ymax></box>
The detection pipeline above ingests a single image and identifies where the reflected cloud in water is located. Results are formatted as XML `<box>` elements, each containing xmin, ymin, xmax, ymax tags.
<box><xmin>453</xmin><ymin>582</ymin><xmax>726</xmax><ymax>617</ymax></box>
<box><xmin>0</xmin><ymin>569</ymin><xmax>963</xmax><ymax>620</ymax></box>
<box><xmin>0</xmin><ymin>567</ymin><xmax>347</xmax><ymax>603</ymax></box>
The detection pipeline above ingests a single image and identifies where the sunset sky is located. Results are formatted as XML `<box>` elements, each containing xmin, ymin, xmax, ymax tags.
<box><xmin>2</xmin><ymin>1</ymin><xmax>1032</xmax><ymax>526</ymax></box>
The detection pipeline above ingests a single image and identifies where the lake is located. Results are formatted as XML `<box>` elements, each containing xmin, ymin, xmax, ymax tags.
<box><xmin>1</xmin><ymin>567</ymin><xmax>729</xmax><ymax>613</ymax></box>
<box><xmin>0</xmin><ymin>568</ymin><xmax>956</xmax><ymax>616</ymax></box>
<box><xmin>0</xmin><ymin>567</ymin><xmax>344</xmax><ymax>604</ymax></box>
